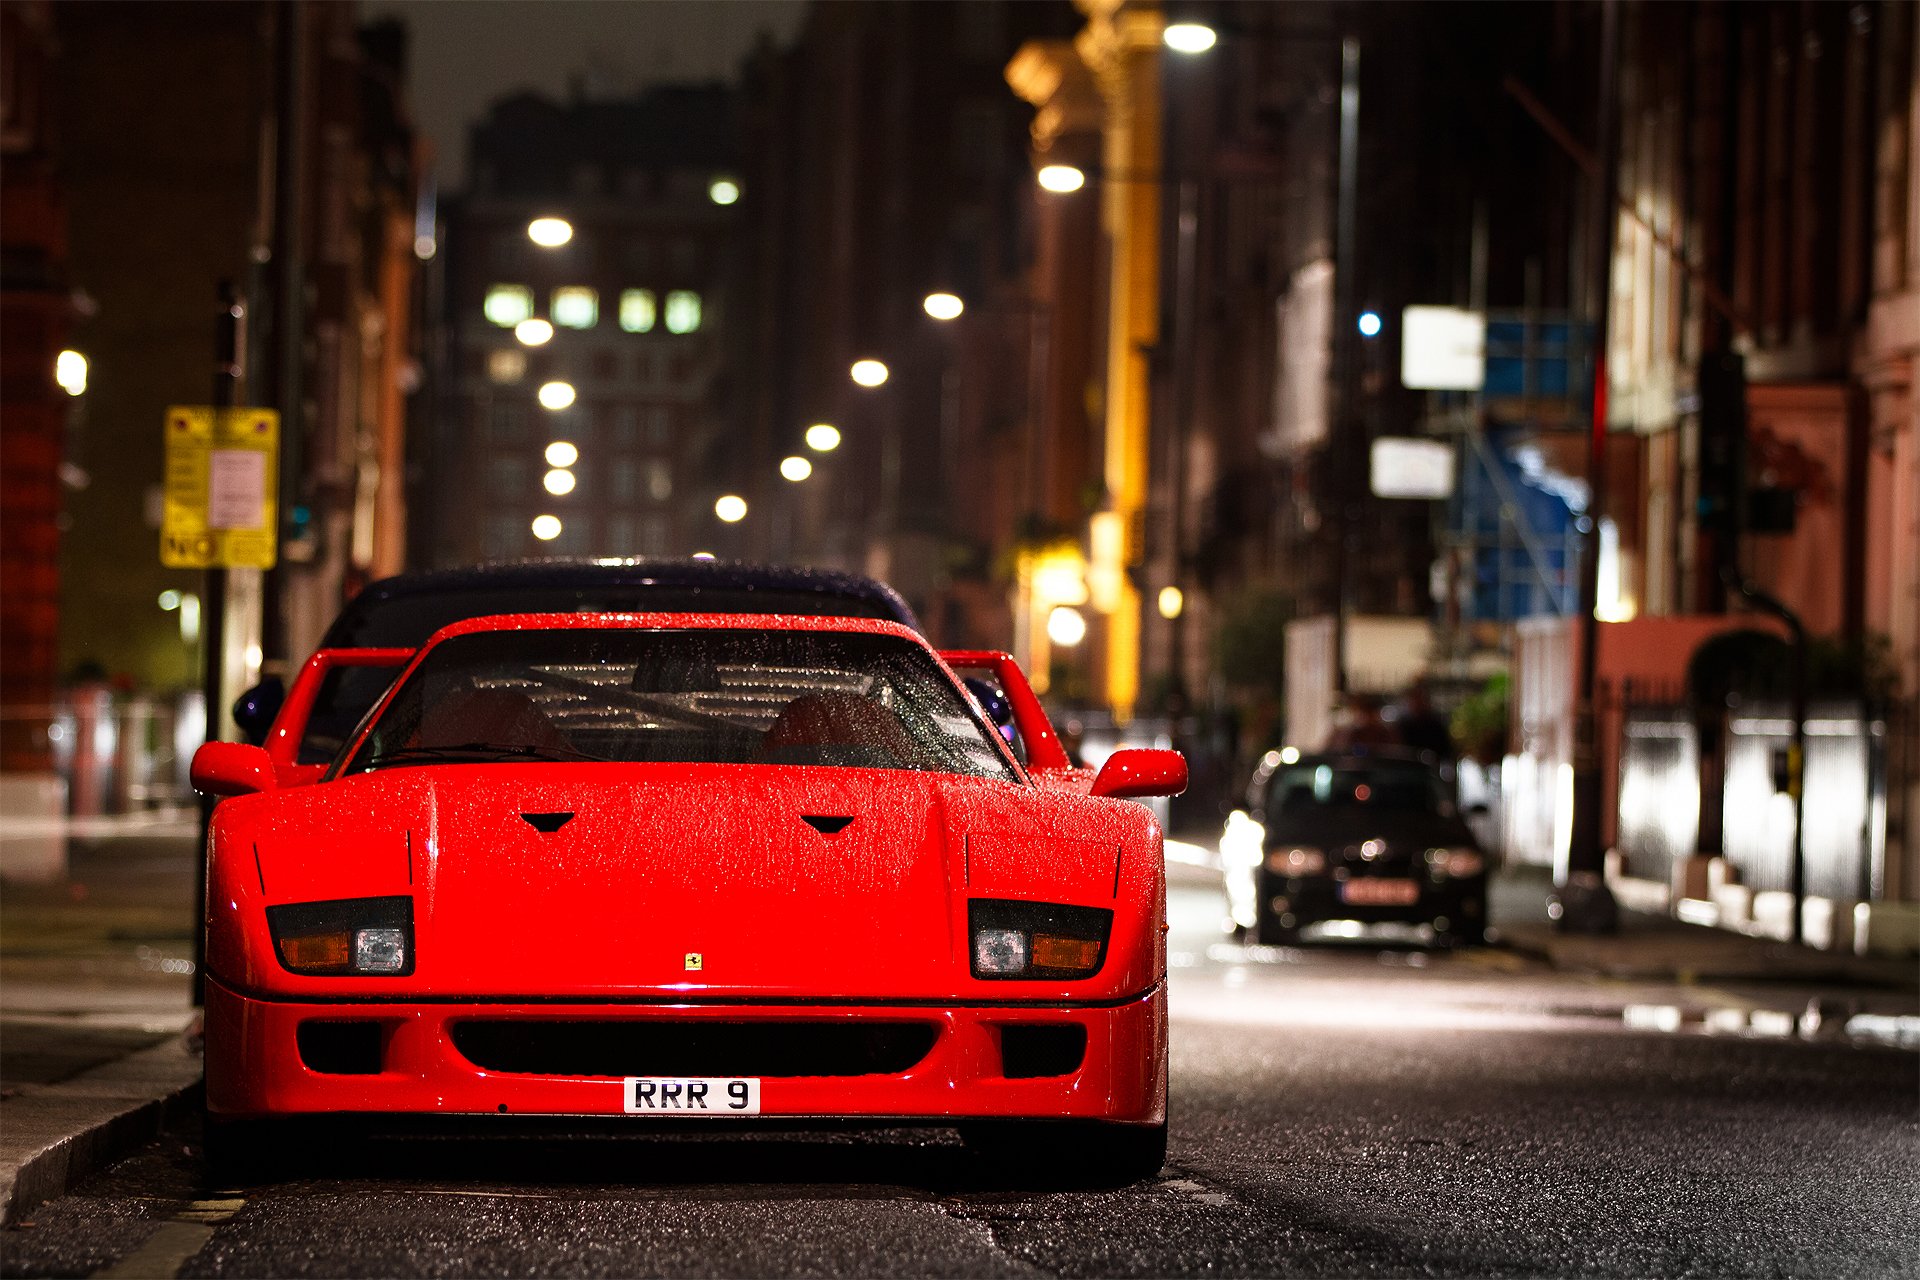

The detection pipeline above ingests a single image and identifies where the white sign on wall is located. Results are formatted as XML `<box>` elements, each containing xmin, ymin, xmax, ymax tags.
<box><xmin>1370</xmin><ymin>436</ymin><xmax>1456</xmax><ymax>499</ymax></box>
<box><xmin>1401</xmin><ymin>305</ymin><xmax>1486</xmax><ymax>391</ymax></box>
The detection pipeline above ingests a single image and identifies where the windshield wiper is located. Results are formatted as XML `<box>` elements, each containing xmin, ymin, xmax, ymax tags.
<box><xmin>362</xmin><ymin>741</ymin><xmax>601</xmax><ymax>769</ymax></box>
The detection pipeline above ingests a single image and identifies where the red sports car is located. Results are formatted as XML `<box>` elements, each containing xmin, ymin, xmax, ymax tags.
<box><xmin>191</xmin><ymin>612</ymin><xmax>1185</xmax><ymax>1184</ymax></box>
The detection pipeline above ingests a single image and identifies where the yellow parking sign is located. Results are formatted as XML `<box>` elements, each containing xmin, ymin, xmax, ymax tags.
<box><xmin>161</xmin><ymin>406</ymin><xmax>279</xmax><ymax>569</ymax></box>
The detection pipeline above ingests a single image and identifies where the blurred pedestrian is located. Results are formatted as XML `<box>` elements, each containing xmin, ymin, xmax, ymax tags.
<box><xmin>1325</xmin><ymin>693</ymin><xmax>1398</xmax><ymax>751</ymax></box>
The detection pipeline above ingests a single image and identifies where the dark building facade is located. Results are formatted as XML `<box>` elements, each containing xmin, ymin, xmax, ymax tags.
<box><xmin>430</xmin><ymin>86</ymin><xmax>744</xmax><ymax>566</ymax></box>
<box><xmin>735</xmin><ymin>0</ymin><xmax>1081</xmax><ymax>643</ymax></box>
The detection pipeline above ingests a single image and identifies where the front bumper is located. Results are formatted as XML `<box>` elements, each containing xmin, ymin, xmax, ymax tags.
<box><xmin>204</xmin><ymin>976</ymin><xmax>1167</xmax><ymax>1125</ymax></box>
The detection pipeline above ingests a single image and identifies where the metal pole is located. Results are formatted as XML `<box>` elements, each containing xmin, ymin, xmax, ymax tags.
<box><xmin>193</xmin><ymin>283</ymin><xmax>245</xmax><ymax>1005</ymax></box>
<box><xmin>1167</xmin><ymin>177</ymin><xmax>1198</xmax><ymax>700</ymax></box>
<box><xmin>1330</xmin><ymin>35</ymin><xmax>1361</xmax><ymax>698</ymax></box>
<box><xmin>259</xmin><ymin>0</ymin><xmax>303</xmax><ymax>665</ymax></box>
<box><xmin>1559</xmin><ymin>0</ymin><xmax>1621</xmax><ymax>933</ymax></box>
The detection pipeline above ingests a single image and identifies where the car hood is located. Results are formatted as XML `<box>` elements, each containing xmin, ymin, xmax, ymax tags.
<box><xmin>216</xmin><ymin>763</ymin><xmax>1157</xmax><ymax>1001</ymax></box>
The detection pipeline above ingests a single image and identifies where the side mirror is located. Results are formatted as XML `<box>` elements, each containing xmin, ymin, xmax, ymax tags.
<box><xmin>1090</xmin><ymin>748</ymin><xmax>1188</xmax><ymax>800</ymax></box>
<box><xmin>191</xmin><ymin>742</ymin><xmax>278</xmax><ymax>797</ymax></box>
<box><xmin>962</xmin><ymin>677</ymin><xmax>1014</xmax><ymax>732</ymax></box>
<box><xmin>232</xmin><ymin>676</ymin><xmax>285</xmax><ymax>747</ymax></box>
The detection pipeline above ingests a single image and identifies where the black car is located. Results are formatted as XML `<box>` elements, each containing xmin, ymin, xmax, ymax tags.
<box><xmin>1224</xmin><ymin>751</ymin><xmax>1488</xmax><ymax>947</ymax></box>
<box><xmin>234</xmin><ymin>558</ymin><xmax>920</xmax><ymax>765</ymax></box>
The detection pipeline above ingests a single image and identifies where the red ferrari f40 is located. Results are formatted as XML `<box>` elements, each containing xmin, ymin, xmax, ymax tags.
<box><xmin>191</xmin><ymin>613</ymin><xmax>1185</xmax><ymax>1184</ymax></box>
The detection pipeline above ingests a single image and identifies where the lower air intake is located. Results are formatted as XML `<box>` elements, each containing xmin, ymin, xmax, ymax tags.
<box><xmin>999</xmin><ymin>1024</ymin><xmax>1087</xmax><ymax>1078</ymax></box>
<box><xmin>449</xmin><ymin>1019</ymin><xmax>939</xmax><ymax>1078</ymax></box>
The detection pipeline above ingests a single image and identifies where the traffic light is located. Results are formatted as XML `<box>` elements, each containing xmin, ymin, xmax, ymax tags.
<box><xmin>1696</xmin><ymin>349</ymin><xmax>1747</xmax><ymax>537</ymax></box>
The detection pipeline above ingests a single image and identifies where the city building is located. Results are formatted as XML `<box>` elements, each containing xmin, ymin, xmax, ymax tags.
<box><xmin>12</xmin><ymin>0</ymin><xmax>425</xmax><ymax>763</ymax></box>
<box><xmin>428</xmin><ymin>85</ymin><xmax>744</xmax><ymax>566</ymax></box>
<box><xmin>735</xmin><ymin>0</ymin><xmax>1081</xmax><ymax>644</ymax></box>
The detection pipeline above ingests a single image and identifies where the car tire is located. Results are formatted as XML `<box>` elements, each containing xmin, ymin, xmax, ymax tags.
<box><xmin>202</xmin><ymin>1114</ymin><xmax>281</xmax><ymax>1186</ymax></box>
<box><xmin>963</xmin><ymin>1119</ymin><xmax>1167</xmax><ymax>1188</ymax></box>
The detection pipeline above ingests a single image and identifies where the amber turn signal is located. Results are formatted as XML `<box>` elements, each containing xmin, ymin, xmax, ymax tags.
<box><xmin>279</xmin><ymin>932</ymin><xmax>351</xmax><ymax>970</ymax></box>
<box><xmin>1031</xmin><ymin>934</ymin><xmax>1101</xmax><ymax>972</ymax></box>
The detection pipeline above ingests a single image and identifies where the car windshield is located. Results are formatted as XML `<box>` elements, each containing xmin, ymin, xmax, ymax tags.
<box><xmin>336</xmin><ymin>627</ymin><xmax>1017</xmax><ymax>783</ymax></box>
<box><xmin>296</xmin><ymin>586</ymin><xmax>908</xmax><ymax>764</ymax></box>
<box><xmin>1267</xmin><ymin>763</ymin><xmax>1452</xmax><ymax>817</ymax></box>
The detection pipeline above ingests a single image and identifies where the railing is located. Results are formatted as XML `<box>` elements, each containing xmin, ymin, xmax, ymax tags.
<box><xmin>1</xmin><ymin>689</ymin><xmax>205</xmax><ymax>816</ymax></box>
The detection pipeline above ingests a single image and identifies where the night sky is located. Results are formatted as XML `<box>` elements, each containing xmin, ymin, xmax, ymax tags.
<box><xmin>367</xmin><ymin>0</ymin><xmax>808</xmax><ymax>190</ymax></box>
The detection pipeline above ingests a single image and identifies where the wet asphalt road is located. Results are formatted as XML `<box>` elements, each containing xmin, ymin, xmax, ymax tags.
<box><xmin>3</xmin><ymin>867</ymin><xmax>1917</xmax><ymax>1279</ymax></box>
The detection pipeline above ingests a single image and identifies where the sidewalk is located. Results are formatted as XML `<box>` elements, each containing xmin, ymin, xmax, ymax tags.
<box><xmin>0</xmin><ymin>815</ymin><xmax>203</xmax><ymax>1225</ymax></box>
<box><xmin>1166</xmin><ymin>827</ymin><xmax>1919</xmax><ymax>993</ymax></box>
<box><xmin>1491</xmin><ymin>863</ymin><xmax>1920</xmax><ymax>991</ymax></box>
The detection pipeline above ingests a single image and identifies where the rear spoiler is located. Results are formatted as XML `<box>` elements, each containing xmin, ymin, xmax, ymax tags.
<box><xmin>936</xmin><ymin>650</ymin><xmax>1072</xmax><ymax>772</ymax></box>
<box><xmin>265</xmin><ymin>647</ymin><xmax>414</xmax><ymax>786</ymax></box>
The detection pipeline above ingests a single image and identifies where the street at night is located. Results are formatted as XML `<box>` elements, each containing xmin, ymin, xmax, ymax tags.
<box><xmin>6</xmin><ymin>0</ymin><xmax>1920</xmax><ymax>1276</ymax></box>
<box><xmin>2</xmin><ymin>843</ymin><xmax>1915</xmax><ymax>1278</ymax></box>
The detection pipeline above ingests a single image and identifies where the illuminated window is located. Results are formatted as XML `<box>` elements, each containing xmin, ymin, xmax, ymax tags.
<box><xmin>484</xmin><ymin>285</ymin><xmax>533</xmax><ymax>327</ymax></box>
<box><xmin>664</xmin><ymin>291</ymin><xmax>701</xmax><ymax>335</ymax></box>
<box><xmin>487</xmin><ymin>349</ymin><xmax>526</xmax><ymax>384</ymax></box>
<box><xmin>552</xmin><ymin>287</ymin><xmax>598</xmax><ymax>329</ymax></box>
<box><xmin>620</xmin><ymin>289</ymin><xmax>656</xmax><ymax>333</ymax></box>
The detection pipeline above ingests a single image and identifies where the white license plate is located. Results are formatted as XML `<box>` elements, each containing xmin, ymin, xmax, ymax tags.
<box><xmin>623</xmin><ymin>1076</ymin><xmax>760</xmax><ymax>1115</ymax></box>
<box><xmin>1341</xmin><ymin>878</ymin><xmax>1420</xmax><ymax>906</ymax></box>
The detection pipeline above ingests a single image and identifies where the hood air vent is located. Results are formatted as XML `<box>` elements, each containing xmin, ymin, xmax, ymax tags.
<box><xmin>522</xmin><ymin>812</ymin><xmax>574</xmax><ymax>833</ymax></box>
<box><xmin>801</xmin><ymin>815</ymin><xmax>854</xmax><ymax>835</ymax></box>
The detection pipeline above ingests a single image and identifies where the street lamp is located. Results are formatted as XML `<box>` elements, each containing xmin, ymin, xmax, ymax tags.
<box><xmin>537</xmin><ymin>380</ymin><xmax>576</xmax><ymax>410</ymax></box>
<box><xmin>779</xmin><ymin>455</ymin><xmax>812</xmax><ymax>482</ymax></box>
<box><xmin>55</xmin><ymin>350</ymin><xmax>88</xmax><ymax>396</ymax></box>
<box><xmin>542</xmin><ymin>469</ymin><xmax>576</xmax><ymax>496</ymax></box>
<box><xmin>1162</xmin><ymin>22</ymin><xmax>1218</xmax><ymax>54</ymax></box>
<box><xmin>805</xmin><ymin>423</ymin><xmax>841</xmax><ymax>452</ymax></box>
<box><xmin>850</xmin><ymin>359</ymin><xmax>889</xmax><ymax>388</ymax></box>
<box><xmin>714</xmin><ymin>494</ymin><xmax>748</xmax><ymax>523</ymax></box>
<box><xmin>531</xmin><ymin>514</ymin><xmax>562</xmax><ymax>540</ymax></box>
<box><xmin>527</xmin><ymin>217</ymin><xmax>572</xmax><ymax>248</ymax></box>
<box><xmin>544</xmin><ymin>440</ymin><xmax>578</xmax><ymax>468</ymax></box>
<box><xmin>1036</xmin><ymin>164</ymin><xmax>1087</xmax><ymax>194</ymax></box>
<box><xmin>923</xmin><ymin>292</ymin><xmax>965</xmax><ymax>321</ymax></box>
<box><xmin>515</xmin><ymin>318</ymin><xmax>554</xmax><ymax>347</ymax></box>
<box><xmin>708</xmin><ymin>178</ymin><xmax>741</xmax><ymax>206</ymax></box>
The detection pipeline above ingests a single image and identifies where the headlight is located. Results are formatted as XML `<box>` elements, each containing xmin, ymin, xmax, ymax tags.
<box><xmin>968</xmin><ymin>899</ymin><xmax>1112</xmax><ymax>980</ymax></box>
<box><xmin>1265</xmin><ymin>846</ymin><xmax>1326</xmax><ymax>876</ymax></box>
<box><xmin>1424</xmin><ymin>848</ymin><xmax>1484</xmax><ymax>878</ymax></box>
<box><xmin>267</xmin><ymin>895</ymin><xmax>414</xmax><ymax>976</ymax></box>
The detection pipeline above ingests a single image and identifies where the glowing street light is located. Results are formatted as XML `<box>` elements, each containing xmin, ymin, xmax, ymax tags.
<box><xmin>1046</xmin><ymin>606</ymin><xmax>1088</xmax><ymax>647</ymax></box>
<box><xmin>1157</xmin><ymin>586</ymin><xmax>1185</xmax><ymax>619</ymax></box>
<box><xmin>515</xmin><ymin>318</ymin><xmax>554</xmax><ymax>346</ymax></box>
<box><xmin>850</xmin><ymin>359</ymin><xmax>889</xmax><ymax>388</ymax></box>
<box><xmin>1163</xmin><ymin>22</ymin><xmax>1218</xmax><ymax>54</ymax></box>
<box><xmin>1358</xmin><ymin>310</ymin><xmax>1383</xmax><ymax>338</ymax></box>
<box><xmin>55</xmin><ymin>350</ymin><xmax>88</xmax><ymax>397</ymax></box>
<box><xmin>531</xmin><ymin>514</ymin><xmax>563</xmax><ymax>540</ymax></box>
<box><xmin>537</xmin><ymin>380</ymin><xmax>576</xmax><ymax>410</ymax></box>
<box><xmin>714</xmin><ymin>494</ymin><xmax>748</xmax><ymax>523</ymax></box>
<box><xmin>527</xmin><ymin>217</ymin><xmax>573</xmax><ymax>247</ymax></box>
<box><xmin>544</xmin><ymin>440</ymin><xmax>579</xmax><ymax>468</ymax></box>
<box><xmin>923</xmin><ymin>292</ymin><xmax>964</xmax><ymax>321</ymax></box>
<box><xmin>805</xmin><ymin>423</ymin><xmax>842</xmax><ymax>452</ymax></box>
<box><xmin>780</xmin><ymin>455</ymin><xmax>813</xmax><ymax>482</ymax></box>
<box><xmin>1037</xmin><ymin>164</ymin><xmax>1087</xmax><ymax>194</ymax></box>
<box><xmin>708</xmin><ymin>178</ymin><xmax>741</xmax><ymax>206</ymax></box>
<box><xmin>543</xmin><ymin>469</ymin><xmax>576</xmax><ymax>496</ymax></box>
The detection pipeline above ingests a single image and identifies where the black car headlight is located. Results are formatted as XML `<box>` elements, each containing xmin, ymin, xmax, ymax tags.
<box><xmin>968</xmin><ymin>899</ymin><xmax>1112</xmax><ymax>980</ymax></box>
<box><xmin>266</xmin><ymin>895</ymin><xmax>414</xmax><ymax>976</ymax></box>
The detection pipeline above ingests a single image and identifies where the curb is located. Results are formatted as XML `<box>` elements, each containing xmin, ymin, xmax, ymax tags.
<box><xmin>1498</xmin><ymin>922</ymin><xmax>1919</xmax><ymax>989</ymax></box>
<box><xmin>0</xmin><ymin>1038</ymin><xmax>203</xmax><ymax>1226</ymax></box>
